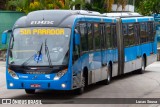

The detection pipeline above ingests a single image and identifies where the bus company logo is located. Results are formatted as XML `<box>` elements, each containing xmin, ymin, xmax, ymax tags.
<box><xmin>31</xmin><ymin>21</ymin><xmax>54</xmax><ymax>25</ymax></box>
<box><xmin>2</xmin><ymin>99</ymin><xmax>12</xmax><ymax>104</ymax></box>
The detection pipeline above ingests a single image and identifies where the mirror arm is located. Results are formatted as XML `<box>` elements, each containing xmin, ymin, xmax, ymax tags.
<box><xmin>4</xmin><ymin>29</ymin><xmax>12</xmax><ymax>33</ymax></box>
<box><xmin>74</xmin><ymin>29</ymin><xmax>78</xmax><ymax>34</ymax></box>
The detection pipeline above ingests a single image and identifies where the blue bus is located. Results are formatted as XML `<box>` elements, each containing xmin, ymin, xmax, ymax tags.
<box><xmin>1</xmin><ymin>10</ymin><xmax>157</xmax><ymax>94</ymax></box>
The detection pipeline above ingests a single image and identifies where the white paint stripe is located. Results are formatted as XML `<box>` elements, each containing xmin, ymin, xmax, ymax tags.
<box><xmin>136</xmin><ymin>18</ymin><xmax>138</xmax><ymax>22</ymax></box>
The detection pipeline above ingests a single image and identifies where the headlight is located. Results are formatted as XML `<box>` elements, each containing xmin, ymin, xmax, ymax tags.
<box><xmin>8</xmin><ymin>69</ymin><xmax>19</xmax><ymax>79</ymax></box>
<box><xmin>54</xmin><ymin>68</ymin><xmax>68</xmax><ymax>80</ymax></box>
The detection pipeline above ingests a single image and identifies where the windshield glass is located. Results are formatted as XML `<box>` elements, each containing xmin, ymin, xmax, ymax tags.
<box><xmin>9</xmin><ymin>27</ymin><xmax>71</xmax><ymax>66</ymax></box>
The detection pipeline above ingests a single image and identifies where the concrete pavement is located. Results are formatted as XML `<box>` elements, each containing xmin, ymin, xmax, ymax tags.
<box><xmin>0</xmin><ymin>61</ymin><xmax>160</xmax><ymax>107</ymax></box>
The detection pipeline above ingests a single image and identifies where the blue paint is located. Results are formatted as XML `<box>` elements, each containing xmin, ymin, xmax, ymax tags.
<box><xmin>122</xmin><ymin>18</ymin><xmax>136</xmax><ymax>23</ymax></box>
<box><xmin>74</xmin><ymin>33</ymin><xmax>80</xmax><ymax>45</ymax></box>
<box><xmin>122</xmin><ymin>17</ymin><xmax>154</xmax><ymax>23</ymax></box>
<box><xmin>6</xmin><ymin>71</ymin><xmax>71</xmax><ymax>90</ymax></box>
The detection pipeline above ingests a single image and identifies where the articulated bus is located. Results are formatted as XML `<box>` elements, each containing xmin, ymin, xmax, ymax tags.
<box><xmin>1</xmin><ymin>10</ymin><xmax>157</xmax><ymax>94</ymax></box>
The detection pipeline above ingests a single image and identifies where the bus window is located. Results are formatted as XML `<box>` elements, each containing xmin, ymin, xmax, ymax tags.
<box><xmin>111</xmin><ymin>24</ymin><xmax>117</xmax><ymax>48</ymax></box>
<box><xmin>94</xmin><ymin>23</ymin><xmax>100</xmax><ymax>50</ymax></box>
<box><xmin>134</xmin><ymin>23</ymin><xmax>140</xmax><ymax>45</ymax></box>
<box><xmin>128</xmin><ymin>24</ymin><xmax>135</xmax><ymax>45</ymax></box>
<box><xmin>100</xmin><ymin>24</ymin><xmax>106</xmax><ymax>49</ymax></box>
<box><xmin>123</xmin><ymin>24</ymin><xmax>129</xmax><ymax>47</ymax></box>
<box><xmin>75</xmin><ymin>23</ymin><xmax>80</xmax><ymax>33</ymax></box>
<box><xmin>87</xmin><ymin>23</ymin><xmax>94</xmax><ymax>51</ymax></box>
<box><xmin>148</xmin><ymin>22</ymin><xmax>156</xmax><ymax>42</ymax></box>
<box><xmin>73</xmin><ymin>23</ymin><xmax>80</xmax><ymax>62</ymax></box>
<box><xmin>106</xmin><ymin>23</ymin><xmax>112</xmax><ymax>49</ymax></box>
<box><xmin>153</xmin><ymin>22</ymin><xmax>156</xmax><ymax>41</ymax></box>
<box><xmin>73</xmin><ymin>43</ymin><xmax>80</xmax><ymax>62</ymax></box>
<box><xmin>147</xmin><ymin>22</ymin><xmax>152</xmax><ymax>42</ymax></box>
<box><xmin>79</xmin><ymin>22</ymin><xmax>88</xmax><ymax>52</ymax></box>
<box><xmin>123</xmin><ymin>24</ymin><xmax>128</xmax><ymax>35</ymax></box>
<box><xmin>140</xmin><ymin>23</ymin><xmax>147</xmax><ymax>43</ymax></box>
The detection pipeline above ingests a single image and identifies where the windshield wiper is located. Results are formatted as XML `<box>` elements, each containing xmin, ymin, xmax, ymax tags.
<box><xmin>45</xmin><ymin>39</ymin><xmax>53</xmax><ymax>68</ymax></box>
<box><xmin>37</xmin><ymin>42</ymin><xmax>43</xmax><ymax>63</ymax></box>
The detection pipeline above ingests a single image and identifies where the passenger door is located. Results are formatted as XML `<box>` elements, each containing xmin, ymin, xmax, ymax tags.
<box><xmin>72</xmin><ymin>23</ymin><xmax>82</xmax><ymax>88</ymax></box>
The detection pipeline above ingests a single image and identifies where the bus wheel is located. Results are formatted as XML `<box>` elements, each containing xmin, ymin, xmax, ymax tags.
<box><xmin>104</xmin><ymin>65</ymin><xmax>111</xmax><ymax>85</ymax></box>
<box><xmin>75</xmin><ymin>74</ymin><xmax>85</xmax><ymax>95</ymax></box>
<box><xmin>25</xmin><ymin>89</ymin><xmax>35</xmax><ymax>94</ymax></box>
<box><xmin>138</xmin><ymin>57</ymin><xmax>146</xmax><ymax>74</ymax></box>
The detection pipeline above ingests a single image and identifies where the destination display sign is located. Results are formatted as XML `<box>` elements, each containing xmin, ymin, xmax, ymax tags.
<box><xmin>20</xmin><ymin>28</ymin><xmax>65</xmax><ymax>35</ymax></box>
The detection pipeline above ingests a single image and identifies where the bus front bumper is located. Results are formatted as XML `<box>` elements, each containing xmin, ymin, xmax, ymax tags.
<box><xmin>7</xmin><ymin>79</ymin><xmax>71</xmax><ymax>90</ymax></box>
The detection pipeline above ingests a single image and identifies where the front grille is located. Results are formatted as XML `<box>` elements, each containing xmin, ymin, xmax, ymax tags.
<box><xmin>9</xmin><ymin>65</ymin><xmax>67</xmax><ymax>74</ymax></box>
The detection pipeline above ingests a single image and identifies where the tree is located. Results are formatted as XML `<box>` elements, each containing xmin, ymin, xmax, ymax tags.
<box><xmin>104</xmin><ymin>0</ymin><xmax>130</xmax><ymax>12</ymax></box>
<box><xmin>61</xmin><ymin>0</ymin><xmax>84</xmax><ymax>10</ymax></box>
<box><xmin>83</xmin><ymin>0</ymin><xmax>106</xmax><ymax>13</ymax></box>
<box><xmin>116</xmin><ymin>0</ymin><xmax>127</xmax><ymax>11</ymax></box>
<box><xmin>84</xmin><ymin>0</ymin><xmax>115</xmax><ymax>13</ymax></box>
<box><xmin>0</xmin><ymin>0</ymin><xmax>8</xmax><ymax>10</ymax></box>
<box><xmin>137</xmin><ymin>0</ymin><xmax>160</xmax><ymax>15</ymax></box>
<box><xmin>105</xmin><ymin>0</ymin><xmax>114</xmax><ymax>12</ymax></box>
<box><xmin>7</xmin><ymin>0</ymin><xmax>31</xmax><ymax>13</ymax></box>
<box><xmin>7</xmin><ymin>0</ymin><xmax>84</xmax><ymax>14</ymax></box>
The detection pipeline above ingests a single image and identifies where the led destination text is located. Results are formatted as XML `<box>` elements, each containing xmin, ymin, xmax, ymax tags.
<box><xmin>20</xmin><ymin>28</ymin><xmax>64</xmax><ymax>35</ymax></box>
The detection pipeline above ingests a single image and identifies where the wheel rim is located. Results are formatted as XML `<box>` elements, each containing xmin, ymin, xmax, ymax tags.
<box><xmin>82</xmin><ymin>76</ymin><xmax>85</xmax><ymax>87</ymax></box>
<box><xmin>107</xmin><ymin>67</ymin><xmax>111</xmax><ymax>82</ymax></box>
<box><xmin>142</xmin><ymin>58</ymin><xmax>145</xmax><ymax>70</ymax></box>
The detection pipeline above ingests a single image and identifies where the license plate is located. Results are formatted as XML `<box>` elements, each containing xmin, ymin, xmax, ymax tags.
<box><xmin>30</xmin><ymin>84</ymin><xmax>41</xmax><ymax>88</ymax></box>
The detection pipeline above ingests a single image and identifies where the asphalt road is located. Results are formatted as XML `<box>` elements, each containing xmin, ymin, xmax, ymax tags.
<box><xmin>1</xmin><ymin>61</ymin><xmax>160</xmax><ymax>107</ymax></box>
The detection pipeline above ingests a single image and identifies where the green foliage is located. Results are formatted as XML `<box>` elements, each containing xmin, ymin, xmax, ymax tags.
<box><xmin>7</xmin><ymin>0</ymin><xmax>30</xmax><ymax>14</ymax></box>
<box><xmin>137</xmin><ymin>0</ymin><xmax>160</xmax><ymax>15</ymax></box>
<box><xmin>63</xmin><ymin>0</ymin><xmax>84</xmax><ymax>9</ymax></box>
<box><xmin>7</xmin><ymin>0</ymin><xmax>84</xmax><ymax>14</ymax></box>
<box><xmin>83</xmin><ymin>0</ymin><xmax>106</xmax><ymax>13</ymax></box>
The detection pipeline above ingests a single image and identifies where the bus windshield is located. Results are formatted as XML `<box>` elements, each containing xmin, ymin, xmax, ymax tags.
<box><xmin>9</xmin><ymin>27</ymin><xmax>71</xmax><ymax>66</ymax></box>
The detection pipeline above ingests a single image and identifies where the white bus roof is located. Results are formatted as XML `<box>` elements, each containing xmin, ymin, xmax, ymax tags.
<box><xmin>103</xmin><ymin>12</ymin><xmax>142</xmax><ymax>17</ymax></box>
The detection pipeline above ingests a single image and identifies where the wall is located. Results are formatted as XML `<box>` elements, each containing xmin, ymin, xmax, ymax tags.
<box><xmin>0</xmin><ymin>11</ymin><xmax>25</xmax><ymax>60</ymax></box>
<box><xmin>0</xmin><ymin>11</ymin><xmax>25</xmax><ymax>49</ymax></box>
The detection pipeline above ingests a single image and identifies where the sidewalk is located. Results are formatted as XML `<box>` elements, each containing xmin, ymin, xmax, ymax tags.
<box><xmin>0</xmin><ymin>61</ymin><xmax>6</xmax><ymax>67</ymax></box>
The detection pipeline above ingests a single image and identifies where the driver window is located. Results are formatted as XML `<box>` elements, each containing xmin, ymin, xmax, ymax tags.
<box><xmin>73</xmin><ymin>23</ymin><xmax>80</xmax><ymax>62</ymax></box>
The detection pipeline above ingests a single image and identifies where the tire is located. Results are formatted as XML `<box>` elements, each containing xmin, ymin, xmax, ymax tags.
<box><xmin>75</xmin><ymin>74</ymin><xmax>85</xmax><ymax>95</ymax></box>
<box><xmin>25</xmin><ymin>89</ymin><xmax>35</xmax><ymax>94</ymax></box>
<box><xmin>138</xmin><ymin>57</ymin><xmax>146</xmax><ymax>74</ymax></box>
<box><xmin>75</xmin><ymin>87</ymin><xmax>84</xmax><ymax>95</ymax></box>
<box><xmin>104</xmin><ymin>65</ymin><xmax>111</xmax><ymax>85</ymax></box>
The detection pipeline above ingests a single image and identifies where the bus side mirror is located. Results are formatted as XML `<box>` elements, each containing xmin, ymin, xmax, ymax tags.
<box><xmin>1</xmin><ymin>30</ymin><xmax>12</xmax><ymax>44</ymax></box>
<box><xmin>2</xmin><ymin>32</ymin><xmax>7</xmax><ymax>44</ymax></box>
<box><xmin>75</xmin><ymin>33</ymin><xmax>80</xmax><ymax>45</ymax></box>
